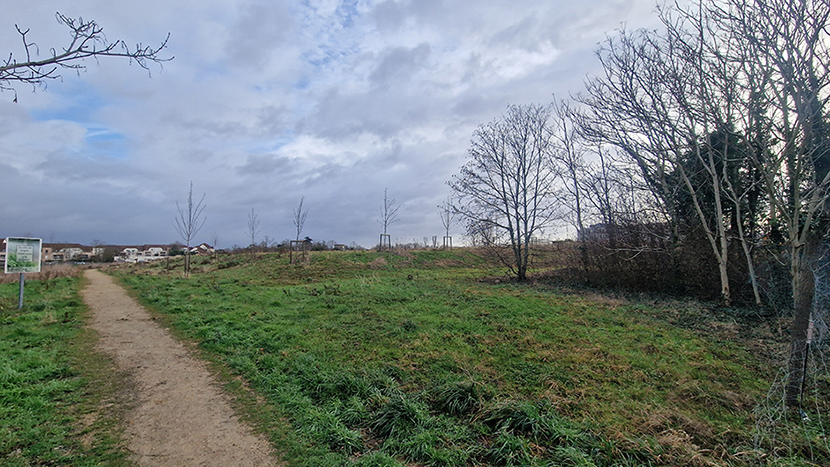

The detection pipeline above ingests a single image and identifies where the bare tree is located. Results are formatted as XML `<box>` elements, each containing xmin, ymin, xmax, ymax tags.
<box><xmin>582</xmin><ymin>145</ymin><xmax>617</xmax><ymax>229</ymax></box>
<box><xmin>449</xmin><ymin>103</ymin><xmax>559</xmax><ymax>280</ymax></box>
<box><xmin>550</xmin><ymin>98</ymin><xmax>593</xmax><ymax>282</ymax></box>
<box><xmin>1</xmin><ymin>12</ymin><xmax>171</xmax><ymax>99</ymax></box>
<box><xmin>708</xmin><ymin>0</ymin><xmax>830</xmax><ymax>408</ymax></box>
<box><xmin>438</xmin><ymin>196</ymin><xmax>455</xmax><ymax>249</ymax></box>
<box><xmin>378</xmin><ymin>188</ymin><xmax>400</xmax><ymax>249</ymax></box>
<box><xmin>246</xmin><ymin>208</ymin><xmax>262</xmax><ymax>260</ymax></box>
<box><xmin>551</xmin><ymin>98</ymin><xmax>589</xmax><ymax>240</ymax></box>
<box><xmin>379</xmin><ymin>188</ymin><xmax>400</xmax><ymax>235</ymax></box>
<box><xmin>579</xmin><ymin>0</ymin><xmax>830</xmax><ymax>407</ymax></box>
<box><xmin>576</xmin><ymin>6</ymin><xmax>749</xmax><ymax>305</ymax></box>
<box><xmin>293</xmin><ymin>196</ymin><xmax>309</xmax><ymax>241</ymax></box>
<box><xmin>174</xmin><ymin>181</ymin><xmax>206</xmax><ymax>277</ymax></box>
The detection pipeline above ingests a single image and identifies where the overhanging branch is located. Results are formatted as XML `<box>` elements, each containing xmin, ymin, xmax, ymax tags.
<box><xmin>1</xmin><ymin>12</ymin><xmax>172</xmax><ymax>96</ymax></box>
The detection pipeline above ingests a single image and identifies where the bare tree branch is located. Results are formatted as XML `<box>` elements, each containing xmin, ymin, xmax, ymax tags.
<box><xmin>1</xmin><ymin>12</ymin><xmax>172</xmax><ymax>98</ymax></box>
<box><xmin>438</xmin><ymin>196</ymin><xmax>455</xmax><ymax>238</ymax></box>
<box><xmin>174</xmin><ymin>181</ymin><xmax>206</xmax><ymax>277</ymax></box>
<box><xmin>378</xmin><ymin>188</ymin><xmax>400</xmax><ymax>236</ymax></box>
<box><xmin>293</xmin><ymin>197</ymin><xmax>309</xmax><ymax>241</ymax></box>
<box><xmin>246</xmin><ymin>208</ymin><xmax>263</xmax><ymax>259</ymax></box>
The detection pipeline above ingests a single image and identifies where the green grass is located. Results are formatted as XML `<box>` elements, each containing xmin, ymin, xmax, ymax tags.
<box><xmin>0</xmin><ymin>274</ymin><xmax>131</xmax><ymax>466</ymax></box>
<box><xmin>113</xmin><ymin>250</ymin><xmax>825</xmax><ymax>466</ymax></box>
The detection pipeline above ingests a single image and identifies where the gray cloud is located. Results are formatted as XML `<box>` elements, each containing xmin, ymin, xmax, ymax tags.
<box><xmin>372</xmin><ymin>0</ymin><xmax>407</xmax><ymax>32</ymax></box>
<box><xmin>226</xmin><ymin>2</ymin><xmax>295</xmax><ymax>69</ymax></box>
<box><xmin>236</xmin><ymin>154</ymin><xmax>296</xmax><ymax>176</ymax></box>
<box><xmin>370</xmin><ymin>43</ymin><xmax>431</xmax><ymax>88</ymax></box>
<box><xmin>0</xmin><ymin>0</ymin><xmax>659</xmax><ymax>248</ymax></box>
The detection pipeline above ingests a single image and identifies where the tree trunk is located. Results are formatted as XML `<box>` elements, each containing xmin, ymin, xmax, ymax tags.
<box><xmin>717</xmin><ymin>248</ymin><xmax>731</xmax><ymax>306</ymax></box>
<box><xmin>579</xmin><ymin>240</ymin><xmax>589</xmax><ymax>285</ymax></box>
<box><xmin>515</xmin><ymin>241</ymin><xmax>527</xmax><ymax>281</ymax></box>
<box><xmin>785</xmin><ymin>231</ymin><xmax>821</xmax><ymax>408</ymax></box>
<box><xmin>739</xmin><ymin>236</ymin><xmax>763</xmax><ymax>306</ymax></box>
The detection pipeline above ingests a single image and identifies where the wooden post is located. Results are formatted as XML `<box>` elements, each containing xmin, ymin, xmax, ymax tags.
<box><xmin>290</xmin><ymin>240</ymin><xmax>306</xmax><ymax>264</ymax></box>
<box><xmin>378</xmin><ymin>234</ymin><xmax>391</xmax><ymax>251</ymax></box>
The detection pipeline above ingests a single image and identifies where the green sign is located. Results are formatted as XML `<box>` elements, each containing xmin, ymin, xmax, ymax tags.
<box><xmin>5</xmin><ymin>237</ymin><xmax>42</xmax><ymax>274</ymax></box>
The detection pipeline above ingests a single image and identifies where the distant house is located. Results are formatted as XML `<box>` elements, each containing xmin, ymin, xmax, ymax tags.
<box><xmin>63</xmin><ymin>247</ymin><xmax>85</xmax><ymax>260</ymax></box>
<box><xmin>0</xmin><ymin>242</ymin><xmax>81</xmax><ymax>266</ymax></box>
<box><xmin>190</xmin><ymin>243</ymin><xmax>214</xmax><ymax>255</ymax></box>
<box><xmin>117</xmin><ymin>245</ymin><xmax>171</xmax><ymax>262</ymax></box>
<box><xmin>42</xmin><ymin>243</ymin><xmax>92</xmax><ymax>262</ymax></box>
<box><xmin>1</xmin><ymin>238</ymin><xmax>211</xmax><ymax>264</ymax></box>
<box><xmin>144</xmin><ymin>247</ymin><xmax>167</xmax><ymax>257</ymax></box>
<box><xmin>122</xmin><ymin>247</ymin><xmax>140</xmax><ymax>258</ymax></box>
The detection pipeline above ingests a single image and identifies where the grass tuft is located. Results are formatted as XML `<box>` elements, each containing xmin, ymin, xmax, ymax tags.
<box><xmin>430</xmin><ymin>379</ymin><xmax>486</xmax><ymax>416</ymax></box>
<box><xmin>371</xmin><ymin>393</ymin><xmax>430</xmax><ymax>439</ymax></box>
<box><xmin>299</xmin><ymin>406</ymin><xmax>363</xmax><ymax>453</ymax></box>
<box><xmin>485</xmin><ymin>429</ymin><xmax>533</xmax><ymax>466</ymax></box>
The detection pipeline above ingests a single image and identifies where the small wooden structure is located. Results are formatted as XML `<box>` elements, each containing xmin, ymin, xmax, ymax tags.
<box><xmin>443</xmin><ymin>236</ymin><xmax>453</xmax><ymax>250</ymax></box>
<box><xmin>378</xmin><ymin>234</ymin><xmax>391</xmax><ymax>251</ymax></box>
<box><xmin>289</xmin><ymin>240</ymin><xmax>309</xmax><ymax>264</ymax></box>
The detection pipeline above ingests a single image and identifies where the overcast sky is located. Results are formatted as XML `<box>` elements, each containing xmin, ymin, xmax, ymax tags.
<box><xmin>0</xmin><ymin>0</ymin><xmax>660</xmax><ymax>249</ymax></box>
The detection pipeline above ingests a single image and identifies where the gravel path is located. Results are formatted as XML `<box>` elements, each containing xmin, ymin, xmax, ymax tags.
<box><xmin>81</xmin><ymin>269</ymin><xmax>279</xmax><ymax>466</ymax></box>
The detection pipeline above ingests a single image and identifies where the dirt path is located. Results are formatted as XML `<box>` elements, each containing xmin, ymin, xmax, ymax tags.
<box><xmin>80</xmin><ymin>269</ymin><xmax>279</xmax><ymax>466</ymax></box>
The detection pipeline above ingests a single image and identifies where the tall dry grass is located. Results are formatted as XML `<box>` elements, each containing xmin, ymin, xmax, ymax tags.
<box><xmin>0</xmin><ymin>263</ymin><xmax>86</xmax><ymax>284</ymax></box>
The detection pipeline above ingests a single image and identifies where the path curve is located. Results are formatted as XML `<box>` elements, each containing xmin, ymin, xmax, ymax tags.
<box><xmin>81</xmin><ymin>269</ymin><xmax>278</xmax><ymax>466</ymax></box>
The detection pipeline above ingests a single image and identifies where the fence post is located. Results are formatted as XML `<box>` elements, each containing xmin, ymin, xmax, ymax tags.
<box><xmin>18</xmin><ymin>273</ymin><xmax>24</xmax><ymax>309</ymax></box>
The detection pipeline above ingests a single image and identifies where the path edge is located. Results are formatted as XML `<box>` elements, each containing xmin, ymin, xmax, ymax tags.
<box><xmin>103</xmin><ymin>270</ymin><xmax>290</xmax><ymax>466</ymax></box>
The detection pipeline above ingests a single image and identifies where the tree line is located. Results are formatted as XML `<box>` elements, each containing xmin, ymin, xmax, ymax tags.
<box><xmin>448</xmin><ymin>0</ymin><xmax>830</xmax><ymax>409</ymax></box>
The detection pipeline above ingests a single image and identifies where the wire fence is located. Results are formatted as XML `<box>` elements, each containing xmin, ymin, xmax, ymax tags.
<box><xmin>753</xmin><ymin>246</ymin><xmax>830</xmax><ymax>463</ymax></box>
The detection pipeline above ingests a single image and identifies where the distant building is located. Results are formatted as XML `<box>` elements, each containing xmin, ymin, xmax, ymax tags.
<box><xmin>118</xmin><ymin>245</ymin><xmax>172</xmax><ymax>262</ymax></box>
<box><xmin>42</xmin><ymin>243</ymin><xmax>92</xmax><ymax>262</ymax></box>
<box><xmin>190</xmin><ymin>243</ymin><xmax>214</xmax><ymax>255</ymax></box>
<box><xmin>121</xmin><ymin>248</ymin><xmax>140</xmax><ymax>258</ymax></box>
<box><xmin>0</xmin><ymin>239</ymin><xmax>214</xmax><ymax>264</ymax></box>
<box><xmin>145</xmin><ymin>247</ymin><xmax>167</xmax><ymax>257</ymax></box>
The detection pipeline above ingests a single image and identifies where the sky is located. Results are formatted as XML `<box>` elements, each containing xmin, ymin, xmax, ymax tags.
<box><xmin>0</xmin><ymin>0</ymin><xmax>660</xmax><ymax>249</ymax></box>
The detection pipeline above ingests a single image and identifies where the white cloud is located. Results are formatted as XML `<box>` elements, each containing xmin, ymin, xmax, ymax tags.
<box><xmin>0</xmin><ymin>0</ymin><xmax>660</xmax><ymax>247</ymax></box>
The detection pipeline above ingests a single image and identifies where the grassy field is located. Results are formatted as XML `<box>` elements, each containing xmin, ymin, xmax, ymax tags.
<box><xmin>110</xmin><ymin>249</ymin><xmax>828</xmax><ymax>467</ymax></box>
<box><xmin>0</xmin><ymin>270</ymin><xmax>131</xmax><ymax>466</ymax></box>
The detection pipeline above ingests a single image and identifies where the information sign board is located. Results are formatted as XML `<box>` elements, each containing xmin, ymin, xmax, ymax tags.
<box><xmin>4</xmin><ymin>237</ymin><xmax>42</xmax><ymax>274</ymax></box>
